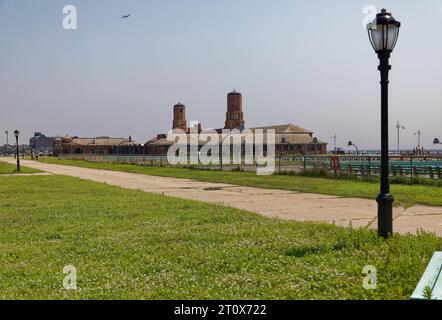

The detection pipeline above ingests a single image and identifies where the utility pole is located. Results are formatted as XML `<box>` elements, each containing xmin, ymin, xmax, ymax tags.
<box><xmin>395</xmin><ymin>122</ymin><xmax>405</xmax><ymax>154</ymax></box>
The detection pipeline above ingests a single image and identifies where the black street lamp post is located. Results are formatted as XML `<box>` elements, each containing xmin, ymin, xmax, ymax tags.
<box><xmin>367</xmin><ymin>9</ymin><xmax>401</xmax><ymax>238</ymax></box>
<box><xmin>14</xmin><ymin>130</ymin><xmax>20</xmax><ymax>172</ymax></box>
<box><xmin>347</xmin><ymin>141</ymin><xmax>359</xmax><ymax>155</ymax></box>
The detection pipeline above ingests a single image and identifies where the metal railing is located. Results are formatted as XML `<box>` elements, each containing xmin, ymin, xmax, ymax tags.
<box><xmin>58</xmin><ymin>153</ymin><xmax>442</xmax><ymax>180</ymax></box>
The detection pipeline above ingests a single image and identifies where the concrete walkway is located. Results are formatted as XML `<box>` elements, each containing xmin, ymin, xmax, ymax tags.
<box><xmin>2</xmin><ymin>158</ymin><xmax>442</xmax><ymax>236</ymax></box>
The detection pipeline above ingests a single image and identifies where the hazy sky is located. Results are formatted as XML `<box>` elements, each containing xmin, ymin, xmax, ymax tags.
<box><xmin>0</xmin><ymin>0</ymin><xmax>441</xmax><ymax>150</ymax></box>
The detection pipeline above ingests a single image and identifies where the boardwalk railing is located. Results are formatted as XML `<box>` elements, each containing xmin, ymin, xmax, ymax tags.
<box><xmin>58</xmin><ymin>154</ymin><xmax>442</xmax><ymax>180</ymax></box>
<box><xmin>293</xmin><ymin>155</ymin><xmax>442</xmax><ymax>180</ymax></box>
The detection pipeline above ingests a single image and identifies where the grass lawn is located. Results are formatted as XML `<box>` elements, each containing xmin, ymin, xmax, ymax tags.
<box><xmin>0</xmin><ymin>174</ymin><xmax>441</xmax><ymax>299</ymax></box>
<box><xmin>40</xmin><ymin>158</ymin><xmax>442</xmax><ymax>207</ymax></box>
<box><xmin>0</xmin><ymin>160</ymin><xmax>40</xmax><ymax>174</ymax></box>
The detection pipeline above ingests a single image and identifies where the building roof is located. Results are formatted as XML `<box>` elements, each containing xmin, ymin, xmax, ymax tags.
<box><xmin>250</xmin><ymin>123</ymin><xmax>313</xmax><ymax>134</ymax></box>
<box><xmin>145</xmin><ymin>124</ymin><xmax>326</xmax><ymax>146</ymax></box>
<box><xmin>274</xmin><ymin>134</ymin><xmax>323</xmax><ymax>145</ymax></box>
<box><xmin>69</xmin><ymin>138</ymin><xmax>135</xmax><ymax>146</ymax></box>
<box><xmin>228</xmin><ymin>90</ymin><xmax>241</xmax><ymax>96</ymax></box>
<box><xmin>146</xmin><ymin>134</ymin><xmax>325</xmax><ymax>146</ymax></box>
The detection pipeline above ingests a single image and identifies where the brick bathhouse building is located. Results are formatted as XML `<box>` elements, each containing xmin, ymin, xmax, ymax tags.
<box><xmin>56</xmin><ymin>91</ymin><xmax>327</xmax><ymax>157</ymax></box>
<box><xmin>53</xmin><ymin>136</ymin><xmax>135</xmax><ymax>156</ymax></box>
<box><xmin>144</xmin><ymin>91</ymin><xmax>327</xmax><ymax>155</ymax></box>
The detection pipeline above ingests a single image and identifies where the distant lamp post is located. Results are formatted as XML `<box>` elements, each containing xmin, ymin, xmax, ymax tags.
<box><xmin>347</xmin><ymin>141</ymin><xmax>359</xmax><ymax>155</ymax></box>
<box><xmin>14</xmin><ymin>130</ymin><xmax>20</xmax><ymax>172</ymax></box>
<box><xmin>434</xmin><ymin>138</ymin><xmax>441</xmax><ymax>145</ymax></box>
<box><xmin>414</xmin><ymin>129</ymin><xmax>422</xmax><ymax>148</ymax></box>
<box><xmin>395</xmin><ymin>121</ymin><xmax>405</xmax><ymax>154</ymax></box>
<box><xmin>330</xmin><ymin>134</ymin><xmax>337</xmax><ymax>153</ymax></box>
<box><xmin>367</xmin><ymin>8</ymin><xmax>401</xmax><ymax>238</ymax></box>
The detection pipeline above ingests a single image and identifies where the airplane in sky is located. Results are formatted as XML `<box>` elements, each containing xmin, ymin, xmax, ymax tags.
<box><xmin>121</xmin><ymin>14</ymin><xmax>131</xmax><ymax>19</ymax></box>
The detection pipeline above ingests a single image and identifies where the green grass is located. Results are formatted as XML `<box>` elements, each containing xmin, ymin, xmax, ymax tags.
<box><xmin>40</xmin><ymin>158</ymin><xmax>442</xmax><ymax>207</ymax></box>
<box><xmin>0</xmin><ymin>174</ymin><xmax>441</xmax><ymax>299</ymax></box>
<box><xmin>0</xmin><ymin>160</ymin><xmax>40</xmax><ymax>174</ymax></box>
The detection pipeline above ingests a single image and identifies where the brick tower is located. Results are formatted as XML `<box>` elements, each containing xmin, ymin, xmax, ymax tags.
<box><xmin>224</xmin><ymin>90</ymin><xmax>244</xmax><ymax>130</ymax></box>
<box><xmin>172</xmin><ymin>102</ymin><xmax>187</xmax><ymax>131</ymax></box>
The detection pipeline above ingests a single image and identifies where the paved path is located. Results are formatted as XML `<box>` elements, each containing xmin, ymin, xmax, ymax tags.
<box><xmin>2</xmin><ymin>159</ymin><xmax>442</xmax><ymax>236</ymax></box>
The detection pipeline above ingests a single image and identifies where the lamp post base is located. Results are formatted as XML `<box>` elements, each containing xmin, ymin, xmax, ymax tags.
<box><xmin>376</xmin><ymin>193</ymin><xmax>394</xmax><ymax>238</ymax></box>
